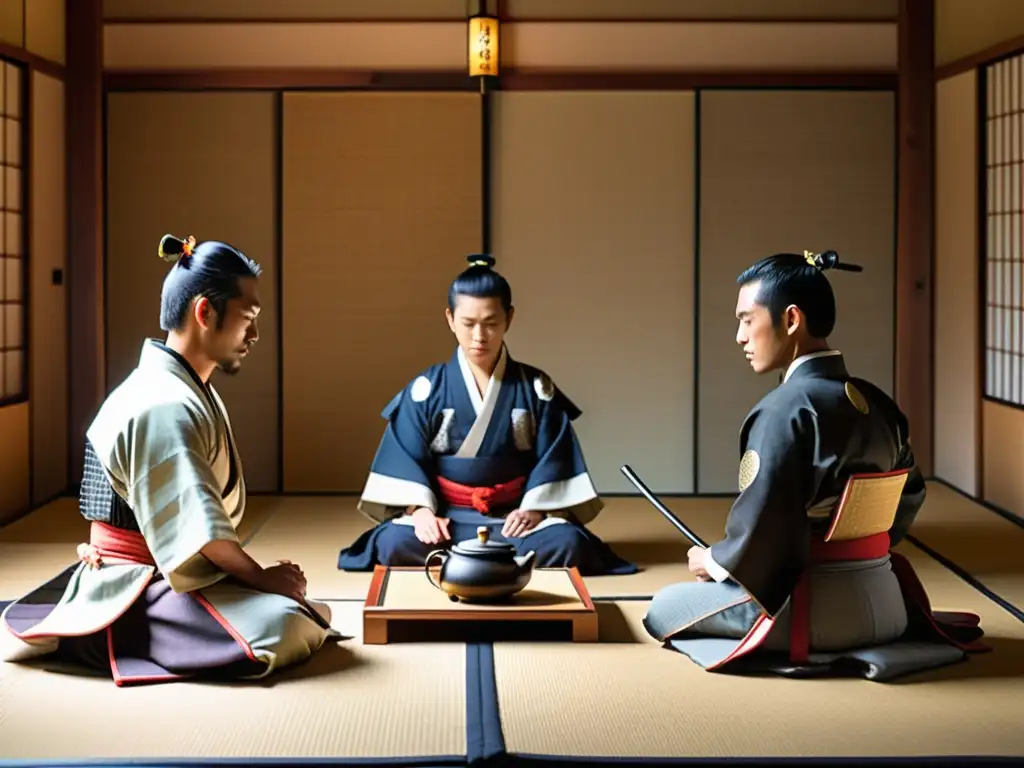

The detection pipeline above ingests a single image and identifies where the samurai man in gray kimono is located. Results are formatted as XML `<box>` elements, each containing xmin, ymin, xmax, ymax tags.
<box><xmin>1</xmin><ymin>234</ymin><xmax>336</xmax><ymax>685</ymax></box>
<box><xmin>643</xmin><ymin>250</ymin><xmax>989</xmax><ymax>680</ymax></box>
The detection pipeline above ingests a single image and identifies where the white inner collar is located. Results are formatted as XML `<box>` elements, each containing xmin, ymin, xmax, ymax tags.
<box><xmin>783</xmin><ymin>349</ymin><xmax>842</xmax><ymax>383</ymax></box>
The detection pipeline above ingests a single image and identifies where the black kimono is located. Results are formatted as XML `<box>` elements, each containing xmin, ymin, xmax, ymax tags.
<box><xmin>643</xmin><ymin>351</ymin><xmax>988</xmax><ymax>680</ymax></box>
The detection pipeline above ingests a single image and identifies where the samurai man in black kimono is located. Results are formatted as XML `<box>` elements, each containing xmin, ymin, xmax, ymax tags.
<box><xmin>642</xmin><ymin>250</ymin><xmax>989</xmax><ymax>680</ymax></box>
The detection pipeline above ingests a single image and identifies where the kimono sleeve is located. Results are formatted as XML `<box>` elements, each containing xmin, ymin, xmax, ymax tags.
<box><xmin>357</xmin><ymin>371</ymin><xmax>442</xmax><ymax>522</ymax></box>
<box><xmin>519</xmin><ymin>370</ymin><xmax>603</xmax><ymax>526</ymax></box>
<box><xmin>708</xmin><ymin>404</ymin><xmax>819</xmax><ymax>617</ymax></box>
<box><xmin>117</xmin><ymin>403</ymin><xmax>240</xmax><ymax>594</ymax></box>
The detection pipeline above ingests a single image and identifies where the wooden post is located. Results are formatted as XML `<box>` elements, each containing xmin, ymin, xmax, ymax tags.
<box><xmin>65</xmin><ymin>0</ymin><xmax>105</xmax><ymax>484</ymax></box>
<box><xmin>896</xmin><ymin>0</ymin><xmax>935</xmax><ymax>474</ymax></box>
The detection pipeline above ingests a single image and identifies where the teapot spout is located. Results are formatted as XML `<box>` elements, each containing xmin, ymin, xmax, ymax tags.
<box><xmin>514</xmin><ymin>550</ymin><xmax>536</xmax><ymax>572</ymax></box>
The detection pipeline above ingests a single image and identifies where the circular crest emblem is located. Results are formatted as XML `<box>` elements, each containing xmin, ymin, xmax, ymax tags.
<box><xmin>845</xmin><ymin>382</ymin><xmax>869</xmax><ymax>415</ymax></box>
<box><xmin>411</xmin><ymin>376</ymin><xmax>432</xmax><ymax>402</ymax></box>
<box><xmin>534</xmin><ymin>373</ymin><xmax>554</xmax><ymax>402</ymax></box>
<box><xmin>738</xmin><ymin>449</ymin><xmax>760</xmax><ymax>492</ymax></box>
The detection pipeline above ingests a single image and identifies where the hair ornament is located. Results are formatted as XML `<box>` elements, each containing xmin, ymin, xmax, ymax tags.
<box><xmin>158</xmin><ymin>233</ymin><xmax>197</xmax><ymax>264</ymax></box>
<box><xmin>803</xmin><ymin>249</ymin><xmax>863</xmax><ymax>273</ymax></box>
<box><xmin>465</xmin><ymin>253</ymin><xmax>496</xmax><ymax>269</ymax></box>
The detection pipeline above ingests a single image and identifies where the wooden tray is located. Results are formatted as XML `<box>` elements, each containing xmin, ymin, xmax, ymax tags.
<box><xmin>362</xmin><ymin>566</ymin><xmax>598</xmax><ymax>644</ymax></box>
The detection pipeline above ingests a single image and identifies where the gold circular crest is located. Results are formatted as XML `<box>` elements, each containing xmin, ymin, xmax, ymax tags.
<box><xmin>738</xmin><ymin>449</ymin><xmax>760</xmax><ymax>492</ymax></box>
<box><xmin>845</xmin><ymin>382</ymin><xmax>869</xmax><ymax>415</ymax></box>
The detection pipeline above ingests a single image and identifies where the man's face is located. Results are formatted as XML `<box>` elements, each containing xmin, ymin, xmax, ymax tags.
<box><xmin>445</xmin><ymin>295</ymin><xmax>512</xmax><ymax>370</ymax></box>
<box><xmin>735</xmin><ymin>280</ymin><xmax>790</xmax><ymax>375</ymax></box>
<box><xmin>203</xmin><ymin>276</ymin><xmax>261</xmax><ymax>376</ymax></box>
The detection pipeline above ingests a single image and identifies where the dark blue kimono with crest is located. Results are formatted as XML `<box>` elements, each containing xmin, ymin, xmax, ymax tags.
<box><xmin>338</xmin><ymin>345</ymin><xmax>636</xmax><ymax>575</ymax></box>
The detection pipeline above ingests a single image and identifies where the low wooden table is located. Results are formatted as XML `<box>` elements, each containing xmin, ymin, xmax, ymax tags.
<box><xmin>362</xmin><ymin>565</ymin><xmax>599</xmax><ymax>645</ymax></box>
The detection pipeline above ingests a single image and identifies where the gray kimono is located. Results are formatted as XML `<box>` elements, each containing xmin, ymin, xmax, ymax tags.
<box><xmin>644</xmin><ymin>352</ymin><xmax>988</xmax><ymax>680</ymax></box>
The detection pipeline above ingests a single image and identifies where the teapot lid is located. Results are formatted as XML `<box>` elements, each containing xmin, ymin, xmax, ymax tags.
<box><xmin>452</xmin><ymin>526</ymin><xmax>515</xmax><ymax>557</ymax></box>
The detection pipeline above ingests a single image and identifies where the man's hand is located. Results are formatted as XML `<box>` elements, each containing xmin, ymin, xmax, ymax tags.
<box><xmin>257</xmin><ymin>560</ymin><xmax>308</xmax><ymax>603</ymax></box>
<box><xmin>199</xmin><ymin>540</ymin><xmax>309</xmax><ymax>603</ymax></box>
<box><xmin>411</xmin><ymin>507</ymin><xmax>450</xmax><ymax>545</ymax></box>
<box><xmin>688</xmin><ymin>545</ymin><xmax>712</xmax><ymax>582</ymax></box>
<box><xmin>502</xmin><ymin>509</ymin><xmax>545</xmax><ymax>538</ymax></box>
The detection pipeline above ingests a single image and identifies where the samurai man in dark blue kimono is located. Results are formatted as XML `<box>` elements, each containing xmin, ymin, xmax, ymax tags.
<box><xmin>642</xmin><ymin>250</ymin><xmax>989</xmax><ymax>680</ymax></box>
<box><xmin>338</xmin><ymin>254</ymin><xmax>636</xmax><ymax>576</ymax></box>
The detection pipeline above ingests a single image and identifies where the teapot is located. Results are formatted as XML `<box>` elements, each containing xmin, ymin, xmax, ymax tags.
<box><xmin>425</xmin><ymin>526</ymin><xmax>536</xmax><ymax>603</ymax></box>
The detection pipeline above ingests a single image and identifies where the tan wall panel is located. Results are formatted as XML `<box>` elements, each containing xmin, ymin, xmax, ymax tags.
<box><xmin>936</xmin><ymin>0</ymin><xmax>1024</xmax><ymax>67</ymax></box>
<box><xmin>491</xmin><ymin>92</ymin><xmax>695</xmax><ymax>494</ymax></box>
<box><xmin>281</xmin><ymin>92</ymin><xmax>481</xmax><ymax>492</ymax></box>
<box><xmin>698</xmin><ymin>90</ymin><xmax>896</xmax><ymax>493</ymax></box>
<box><xmin>105</xmin><ymin>0</ymin><xmax>468</xmax><ymax>20</ymax></box>
<box><xmin>506</xmin><ymin>0</ymin><xmax>896</xmax><ymax>20</ymax></box>
<box><xmin>104</xmin><ymin>22</ymin><xmax>466</xmax><ymax>70</ymax></box>
<box><xmin>104</xmin><ymin>21</ymin><xmax>896</xmax><ymax>72</ymax></box>
<box><xmin>106</xmin><ymin>92</ymin><xmax>279</xmax><ymax>492</ymax></box>
<box><xmin>934</xmin><ymin>71</ymin><xmax>979</xmax><ymax>495</ymax></box>
<box><xmin>505</xmin><ymin>22</ymin><xmax>896</xmax><ymax>70</ymax></box>
<box><xmin>982</xmin><ymin>400</ymin><xmax>1024</xmax><ymax>515</ymax></box>
<box><xmin>30</xmin><ymin>71</ymin><xmax>66</xmax><ymax>503</ymax></box>
<box><xmin>25</xmin><ymin>0</ymin><xmax>65</xmax><ymax>65</ymax></box>
<box><xmin>0</xmin><ymin>402</ymin><xmax>29</xmax><ymax>521</ymax></box>
<box><xmin>0</xmin><ymin>0</ymin><xmax>23</xmax><ymax>48</ymax></box>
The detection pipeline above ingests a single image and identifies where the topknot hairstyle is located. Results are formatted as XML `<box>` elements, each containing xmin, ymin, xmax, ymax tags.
<box><xmin>157</xmin><ymin>233</ymin><xmax>262</xmax><ymax>332</ymax></box>
<box><xmin>447</xmin><ymin>253</ymin><xmax>512</xmax><ymax>314</ymax></box>
<box><xmin>736</xmin><ymin>249</ymin><xmax>863</xmax><ymax>338</ymax></box>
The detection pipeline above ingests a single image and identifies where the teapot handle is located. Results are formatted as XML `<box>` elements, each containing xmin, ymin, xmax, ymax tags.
<box><xmin>424</xmin><ymin>549</ymin><xmax>448</xmax><ymax>591</ymax></box>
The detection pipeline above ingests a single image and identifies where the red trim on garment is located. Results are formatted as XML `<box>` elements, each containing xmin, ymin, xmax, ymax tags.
<box><xmin>6</xmin><ymin>572</ymin><xmax>155</xmax><ymax>641</ymax></box>
<box><xmin>705</xmin><ymin>613</ymin><xmax>778</xmax><ymax>670</ymax></box>
<box><xmin>191</xmin><ymin>592</ymin><xmax>261</xmax><ymax>663</ymax></box>
<box><xmin>436</xmin><ymin>475</ymin><xmax>526</xmax><ymax>514</ymax></box>
<box><xmin>107</xmin><ymin>627</ymin><xmax>186</xmax><ymax>687</ymax></box>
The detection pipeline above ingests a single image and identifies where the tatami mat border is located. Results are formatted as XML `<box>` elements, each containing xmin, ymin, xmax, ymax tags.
<box><xmin>466</xmin><ymin>643</ymin><xmax>506</xmax><ymax>764</ymax></box>
<box><xmin>905</xmin><ymin>534</ymin><xmax>1024</xmax><ymax>622</ymax></box>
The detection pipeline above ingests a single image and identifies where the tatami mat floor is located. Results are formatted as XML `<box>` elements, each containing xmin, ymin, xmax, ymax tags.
<box><xmin>0</xmin><ymin>480</ymin><xmax>1022</xmax><ymax>765</ymax></box>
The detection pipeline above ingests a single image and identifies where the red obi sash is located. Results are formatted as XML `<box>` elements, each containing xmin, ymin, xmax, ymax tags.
<box><xmin>436</xmin><ymin>476</ymin><xmax>526</xmax><ymax>515</ymax></box>
<box><xmin>77</xmin><ymin>521</ymin><xmax>156</xmax><ymax>568</ymax></box>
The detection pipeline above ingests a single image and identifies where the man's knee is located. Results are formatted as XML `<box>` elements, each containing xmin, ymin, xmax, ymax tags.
<box><xmin>525</xmin><ymin>524</ymin><xmax>592</xmax><ymax>568</ymax></box>
<box><xmin>377</xmin><ymin>523</ymin><xmax>438</xmax><ymax>566</ymax></box>
<box><xmin>644</xmin><ymin>582</ymin><xmax>705</xmax><ymax>640</ymax></box>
